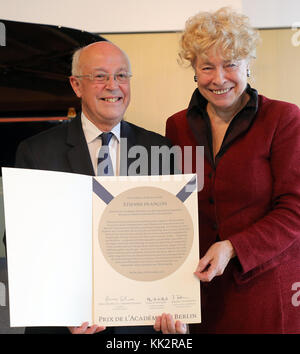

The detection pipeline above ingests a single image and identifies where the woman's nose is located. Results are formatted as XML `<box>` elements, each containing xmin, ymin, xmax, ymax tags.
<box><xmin>212</xmin><ymin>68</ymin><xmax>227</xmax><ymax>86</ymax></box>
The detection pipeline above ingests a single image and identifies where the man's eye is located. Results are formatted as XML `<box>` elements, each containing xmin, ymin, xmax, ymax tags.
<box><xmin>95</xmin><ymin>74</ymin><xmax>106</xmax><ymax>79</ymax></box>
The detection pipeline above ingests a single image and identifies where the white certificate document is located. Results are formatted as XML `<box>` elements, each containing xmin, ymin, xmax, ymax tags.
<box><xmin>92</xmin><ymin>175</ymin><xmax>200</xmax><ymax>326</ymax></box>
<box><xmin>2</xmin><ymin>168</ymin><xmax>93</xmax><ymax>327</ymax></box>
<box><xmin>2</xmin><ymin>168</ymin><xmax>201</xmax><ymax>327</ymax></box>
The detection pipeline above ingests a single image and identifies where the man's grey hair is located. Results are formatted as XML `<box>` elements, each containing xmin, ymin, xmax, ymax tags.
<box><xmin>71</xmin><ymin>41</ymin><xmax>131</xmax><ymax>77</ymax></box>
<box><xmin>71</xmin><ymin>47</ymin><xmax>84</xmax><ymax>76</ymax></box>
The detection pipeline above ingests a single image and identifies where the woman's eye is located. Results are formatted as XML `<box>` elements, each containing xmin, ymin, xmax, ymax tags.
<box><xmin>226</xmin><ymin>62</ymin><xmax>238</xmax><ymax>69</ymax></box>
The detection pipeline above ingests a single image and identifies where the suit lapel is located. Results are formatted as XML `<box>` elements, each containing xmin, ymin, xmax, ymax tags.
<box><xmin>66</xmin><ymin>117</ymin><xmax>95</xmax><ymax>176</ymax></box>
<box><xmin>119</xmin><ymin>120</ymin><xmax>136</xmax><ymax>176</ymax></box>
<box><xmin>187</xmin><ymin>109</ymin><xmax>214</xmax><ymax>167</ymax></box>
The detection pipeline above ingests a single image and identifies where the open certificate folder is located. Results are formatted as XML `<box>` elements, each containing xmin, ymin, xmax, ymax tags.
<box><xmin>2</xmin><ymin>168</ymin><xmax>201</xmax><ymax>327</ymax></box>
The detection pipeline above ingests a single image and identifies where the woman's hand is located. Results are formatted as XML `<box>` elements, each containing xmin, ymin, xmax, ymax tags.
<box><xmin>154</xmin><ymin>313</ymin><xmax>187</xmax><ymax>334</ymax></box>
<box><xmin>68</xmin><ymin>322</ymin><xmax>106</xmax><ymax>334</ymax></box>
<box><xmin>194</xmin><ymin>240</ymin><xmax>236</xmax><ymax>282</ymax></box>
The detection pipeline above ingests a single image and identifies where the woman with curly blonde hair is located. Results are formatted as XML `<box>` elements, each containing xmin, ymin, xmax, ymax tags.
<box><xmin>166</xmin><ymin>7</ymin><xmax>300</xmax><ymax>333</ymax></box>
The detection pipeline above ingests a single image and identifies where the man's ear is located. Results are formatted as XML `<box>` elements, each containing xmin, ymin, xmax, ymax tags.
<box><xmin>69</xmin><ymin>76</ymin><xmax>82</xmax><ymax>98</ymax></box>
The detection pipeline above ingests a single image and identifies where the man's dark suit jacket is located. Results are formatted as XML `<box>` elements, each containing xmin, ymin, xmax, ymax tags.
<box><xmin>15</xmin><ymin>116</ymin><xmax>173</xmax><ymax>176</ymax></box>
<box><xmin>13</xmin><ymin>116</ymin><xmax>174</xmax><ymax>334</ymax></box>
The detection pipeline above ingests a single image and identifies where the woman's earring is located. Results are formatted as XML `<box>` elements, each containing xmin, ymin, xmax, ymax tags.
<box><xmin>247</xmin><ymin>68</ymin><xmax>251</xmax><ymax>78</ymax></box>
<box><xmin>194</xmin><ymin>75</ymin><xmax>198</xmax><ymax>82</ymax></box>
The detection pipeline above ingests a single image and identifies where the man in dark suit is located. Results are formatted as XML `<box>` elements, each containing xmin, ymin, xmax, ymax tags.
<box><xmin>16</xmin><ymin>41</ymin><xmax>173</xmax><ymax>178</ymax></box>
<box><xmin>15</xmin><ymin>41</ymin><xmax>186</xmax><ymax>334</ymax></box>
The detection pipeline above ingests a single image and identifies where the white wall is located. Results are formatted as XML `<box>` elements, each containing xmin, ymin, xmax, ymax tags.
<box><xmin>242</xmin><ymin>0</ymin><xmax>300</xmax><ymax>28</ymax></box>
<box><xmin>2</xmin><ymin>0</ymin><xmax>240</xmax><ymax>32</ymax></box>
<box><xmin>1</xmin><ymin>0</ymin><xmax>300</xmax><ymax>32</ymax></box>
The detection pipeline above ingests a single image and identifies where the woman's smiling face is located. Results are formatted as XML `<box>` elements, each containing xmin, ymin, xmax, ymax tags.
<box><xmin>194</xmin><ymin>47</ymin><xmax>249</xmax><ymax>114</ymax></box>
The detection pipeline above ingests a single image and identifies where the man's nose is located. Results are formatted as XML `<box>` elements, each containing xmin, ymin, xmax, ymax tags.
<box><xmin>105</xmin><ymin>74</ymin><xmax>119</xmax><ymax>89</ymax></box>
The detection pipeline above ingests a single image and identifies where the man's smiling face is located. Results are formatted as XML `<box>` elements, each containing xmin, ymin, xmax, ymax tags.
<box><xmin>70</xmin><ymin>42</ymin><xmax>131</xmax><ymax>131</ymax></box>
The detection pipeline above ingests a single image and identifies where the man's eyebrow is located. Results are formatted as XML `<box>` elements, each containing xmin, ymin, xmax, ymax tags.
<box><xmin>92</xmin><ymin>67</ymin><xmax>129</xmax><ymax>72</ymax></box>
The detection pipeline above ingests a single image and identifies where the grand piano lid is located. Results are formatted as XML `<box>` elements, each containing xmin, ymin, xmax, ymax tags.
<box><xmin>0</xmin><ymin>19</ymin><xmax>106</xmax><ymax>120</ymax></box>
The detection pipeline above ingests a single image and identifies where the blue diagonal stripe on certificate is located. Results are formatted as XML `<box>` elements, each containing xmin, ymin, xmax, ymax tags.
<box><xmin>93</xmin><ymin>178</ymin><xmax>114</xmax><ymax>204</ymax></box>
<box><xmin>176</xmin><ymin>175</ymin><xmax>197</xmax><ymax>203</ymax></box>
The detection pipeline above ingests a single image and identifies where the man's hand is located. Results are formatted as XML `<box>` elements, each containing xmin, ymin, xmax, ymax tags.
<box><xmin>194</xmin><ymin>240</ymin><xmax>236</xmax><ymax>282</ymax></box>
<box><xmin>68</xmin><ymin>322</ymin><xmax>106</xmax><ymax>334</ymax></box>
<box><xmin>154</xmin><ymin>313</ymin><xmax>187</xmax><ymax>334</ymax></box>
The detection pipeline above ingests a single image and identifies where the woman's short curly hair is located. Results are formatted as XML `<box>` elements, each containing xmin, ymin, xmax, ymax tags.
<box><xmin>180</xmin><ymin>7</ymin><xmax>260</xmax><ymax>66</ymax></box>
